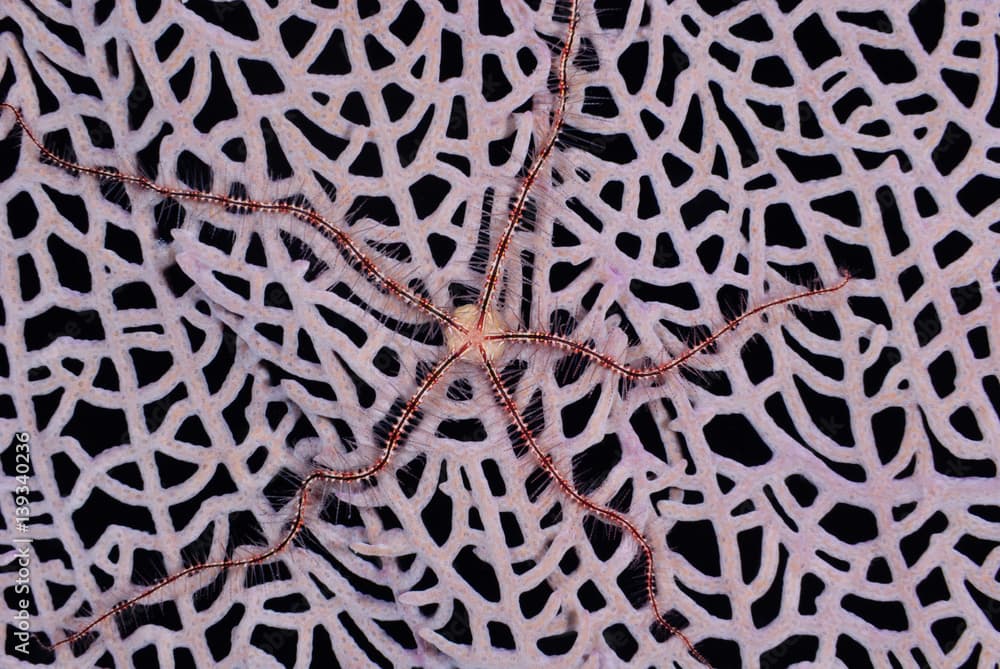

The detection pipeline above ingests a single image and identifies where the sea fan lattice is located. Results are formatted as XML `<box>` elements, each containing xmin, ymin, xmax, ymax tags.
<box><xmin>1</xmin><ymin>1</ymin><xmax>999</xmax><ymax>669</ymax></box>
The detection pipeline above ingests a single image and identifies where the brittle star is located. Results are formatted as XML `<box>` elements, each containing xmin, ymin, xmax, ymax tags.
<box><xmin>1</xmin><ymin>3</ymin><xmax>851</xmax><ymax>665</ymax></box>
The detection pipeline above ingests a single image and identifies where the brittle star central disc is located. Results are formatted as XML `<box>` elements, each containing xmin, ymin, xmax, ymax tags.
<box><xmin>445</xmin><ymin>304</ymin><xmax>507</xmax><ymax>362</ymax></box>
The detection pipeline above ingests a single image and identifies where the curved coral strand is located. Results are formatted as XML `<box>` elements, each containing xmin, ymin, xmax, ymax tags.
<box><xmin>480</xmin><ymin>347</ymin><xmax>712</xmax><ymax>667</ymax></box>
<box><xmin>0</xmin><ymin>102</ymin><xmax>465</xmax><ymax>333</ymax></box>
<box><xmin>490</xmin><ymin>274</ymin><xmax>852</xmax><ymax>379</ymax></box>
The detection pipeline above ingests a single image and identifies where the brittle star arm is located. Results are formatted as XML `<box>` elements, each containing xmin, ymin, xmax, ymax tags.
<box><xmin>50</xmin><ymin>344</ymin><xmax>468</xmax><ymax>650</ymax></box>
<box><xmin>0</xmin><ymin>102</ymin><xmax>466</xmax><ymax>333</ymax></box>
<box><xmin>488</xmin><ymin>275</ymin><xmax>852</xmax><ymax>380</ymax></box>
<box><xmin>476</xmin><ymin>1</ymin><xmax>579</xmax><ymax>327</ymax></box>
<box><xmin>479</xmin><ymin>347</ymin><xmax>712</xmax><ymax>667</ymax></box>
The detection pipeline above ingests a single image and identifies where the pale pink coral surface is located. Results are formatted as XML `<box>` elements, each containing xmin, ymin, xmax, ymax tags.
<box><xmin>1</xmin><ymin>1</ymin><xmax>998</xmax><ymax>668</ymax></box>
